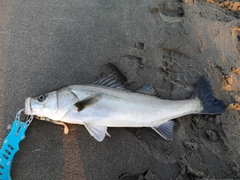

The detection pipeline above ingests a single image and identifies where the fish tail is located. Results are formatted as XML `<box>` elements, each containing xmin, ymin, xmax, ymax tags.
<box><xmin>195</xmin><ymin>76</ymin><xmax>225</xmax><ymax>114</ymax></box>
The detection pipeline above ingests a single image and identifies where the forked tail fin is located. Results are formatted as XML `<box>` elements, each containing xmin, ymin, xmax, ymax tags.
<box><xmin>194</xmin><ymin>76</ymin><xmax>225</xmax><ymax>114</ymax></box>
<box><xmin>152</xmin><ymin>76</ymin><xmax>226</xmax><ymax>141</ymax></box>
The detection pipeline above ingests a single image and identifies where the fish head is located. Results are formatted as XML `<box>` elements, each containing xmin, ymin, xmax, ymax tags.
<box><xmin>25</xmin><ymin>88</ymin><xmax>78</xmax><ymax>120</ymax></box>
<box><xmin>25</xmin><ymin>91</ymin><xmax>58</xmax><ymax>118</ymax></box>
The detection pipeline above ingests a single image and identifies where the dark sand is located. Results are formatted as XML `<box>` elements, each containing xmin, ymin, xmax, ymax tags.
<box><xmin>0</xmin><ymin>0</ymin><xmax>240</xmax><ymax>179</ymax></box>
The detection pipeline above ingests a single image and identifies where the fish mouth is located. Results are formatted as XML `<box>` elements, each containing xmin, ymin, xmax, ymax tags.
<box><xmin>24</xmin><ymin>97</ymin><xmax>33</xmax><ymax>115</ymax></box>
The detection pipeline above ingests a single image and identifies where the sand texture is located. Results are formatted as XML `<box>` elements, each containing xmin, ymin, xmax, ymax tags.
<box><xmin>0</xmin><ymin>0</ymin><xmax>240</xmax><ymax>179</ymax></box>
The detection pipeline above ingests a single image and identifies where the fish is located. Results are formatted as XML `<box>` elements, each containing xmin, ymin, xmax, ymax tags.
<box><xmin>24</xmin><ymin>74</ymin><xmax>225</xmax><ymax>142</ymax></box>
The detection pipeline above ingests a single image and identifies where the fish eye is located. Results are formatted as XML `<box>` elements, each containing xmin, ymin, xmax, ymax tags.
<box><xmin>37</xmin><ymin>94</ymin><xmax>47</xmax><ymax>102</ymax></box>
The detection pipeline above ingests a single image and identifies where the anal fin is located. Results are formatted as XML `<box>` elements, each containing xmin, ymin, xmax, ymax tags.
<box><xmin>152</xmin><ymin>120</ymin><xmax>175</xmax><ymax>141</ymax></box>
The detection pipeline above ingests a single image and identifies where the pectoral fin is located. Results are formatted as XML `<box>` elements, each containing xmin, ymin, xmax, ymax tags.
<box><xmin>75</xmin><ymin>94</ymin><xmax>101</xmax><ymax>111</ymax></box>
<box><xmin>152</xmin><ymin>120</ymin><xmax>175</xmax><ymax>141</ymax></box>
<box><xmin>84</xmin><ymin>124</ymin><xmax>109</xmax><ymax>142</ymax></box>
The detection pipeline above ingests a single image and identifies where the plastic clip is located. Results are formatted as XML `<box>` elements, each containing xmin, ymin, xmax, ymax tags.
<box><xmin>0</xmin><ymin>109</ymin><xmax>33</xmax><ymax>180</ymax></box>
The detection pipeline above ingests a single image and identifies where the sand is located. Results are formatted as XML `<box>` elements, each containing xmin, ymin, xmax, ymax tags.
<box><xmin>0</xmin><ymin>0</ymin><xmax>240</xmax><ymax>179</ymax></box>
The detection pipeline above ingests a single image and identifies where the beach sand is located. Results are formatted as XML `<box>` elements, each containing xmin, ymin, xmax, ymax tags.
<box><xmin>0</xmin><ymin>0</ymin><xmax>240</xmax><ymax>179</ymax></box>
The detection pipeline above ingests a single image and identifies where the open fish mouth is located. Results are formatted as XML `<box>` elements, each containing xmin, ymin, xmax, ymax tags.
<box><xmin>24</xmin><ymin>97</ymin><xmax>32</xmax><ymax>115</ymax></box>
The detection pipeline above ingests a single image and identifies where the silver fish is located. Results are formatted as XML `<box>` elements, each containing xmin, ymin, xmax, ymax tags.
<box><xmin>24</xmin><ymin>74</ymin><xmax>225</xmax><ymax>141</ymax></box>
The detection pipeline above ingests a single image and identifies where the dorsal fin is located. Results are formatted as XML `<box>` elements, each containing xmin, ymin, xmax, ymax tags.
<box><xmin>93</xmin><ymin>74</ymin><xmax>125</xmax><ymax>90</ymax></box>
<box><xmin>137</xmin><ymin>83</ymin><xmax>159</xmax><ymax>96</ymax></box>
<box><xmin>75</xmin><ymin>94</ymin><xmax>101</xmax><ymax>111</ymax></box>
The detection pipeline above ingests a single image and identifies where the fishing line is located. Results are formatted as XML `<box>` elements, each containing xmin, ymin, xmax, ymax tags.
<box><xmin>50</xmin><ymin>17</ymin><xmax>90</xmax><ymax>87</ymax></box>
